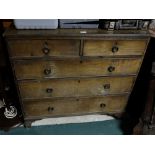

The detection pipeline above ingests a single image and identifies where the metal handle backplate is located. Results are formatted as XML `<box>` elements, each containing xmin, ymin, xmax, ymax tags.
<box><xmin>46</xmin><ymin>88</ymin><xmax>53</xmax><ymax>93</ymax></box>
<box><xmin>42</xmin><ymin>47</ymin><xmax>50</xmax><ymax>55</ymax></box>
<box><xmin>103</xmin><ymin>84</ymin><xmax>110</xmax><ymax>90</ymax></box>
<box><xmin>112</xmin><ymin>46</ymin><xmax>119</xmax><ymax>53</ymax></box>
<box><xmin>44</xmin><ymin>68</ymin><xmax>51</xmax><ymax>75</ymax></box>
<box><xmin>48</xmin><ymin>107</ymin><xmax>54</xmax><ymax>112</ymax></box>
<box><xmin>100</xmin><ymin>103</ymin><xmax>106</xmax><ymax>108</ymax></box>
<box><xmin>108</xmin><ymin>66</ymin><xmax>115</xmax><ymax>72</ymax></box>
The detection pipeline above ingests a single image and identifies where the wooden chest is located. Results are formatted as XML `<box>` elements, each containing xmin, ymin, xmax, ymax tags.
<box><xmin>3</xmin><ymin>29</ymin><xmax>150</xmax><ymax>127</ymax></box>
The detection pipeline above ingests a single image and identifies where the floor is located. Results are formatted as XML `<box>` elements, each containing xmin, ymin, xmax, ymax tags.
<box><xmin>0</xmin><ymin>114</ymin><xmax>123</xmax><ymax>135</ymax></box>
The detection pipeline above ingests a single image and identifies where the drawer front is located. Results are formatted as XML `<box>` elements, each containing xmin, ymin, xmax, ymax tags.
<box><xmin>23</xmin><ymin>96</ymin><xmax>129</xmax><ymax>117</ymax></box>
<box><xmin>8</xmin><ymin>39</ymin><xmax>80</xmax><ymax>57</ymax></box>
<box><xmin>19</xmin><ymin>79</ymin><xmax>77</xmax><ymax>99</ymax></box>
<box><xmin>84</xmin><ymin>40</ymin><xmax>147</xmax><ymax>56</ymax></box>
<box><xmin>19</xmin><ymin>77</ymin><xmax>135</xmax><ymax>99</ymax></box>
<box><xmin>14</xmin><ymin>59</ymin><xmax>142</xmax><ymax>80</ymax></box>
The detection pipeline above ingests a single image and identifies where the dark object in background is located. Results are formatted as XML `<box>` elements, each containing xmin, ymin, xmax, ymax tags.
<box><xmin>99</xmin><ymin>19</ymin><xmax>118</xmax><ymax>30</ymax></box>
<box><xmin>133</xmin><ymin>43</ymin><xmax>155</xmax><ymax>134</ymax></box>
<box><xmin>0</xmin><ymin>20</ymin><xmax>22</xmax><ymax>131</ymax></box>
<box><xmin>99</xmin><ymin>19</ymin><xmax>151</xmax><ymax>30</ymax></box>
<box><xmin>120</xmin><ymin>37</ymin><xmax>155</xmax><ymax>134</ymax></box>
<box><xmin>59</xmin><ymin>19</ymin><xmax>99</xmax><ymax>28</ymax></box>
<box><xmin>140</xmin><ymin>78</ymin><xmax>155</xmax><ymax>134</ymax></box>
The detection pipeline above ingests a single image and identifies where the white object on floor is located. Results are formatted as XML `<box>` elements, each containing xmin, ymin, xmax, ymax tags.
<box><xmin>32</xmin><ymin>115</ymin><xmax>114</xmax><ymax>126</ymax></box>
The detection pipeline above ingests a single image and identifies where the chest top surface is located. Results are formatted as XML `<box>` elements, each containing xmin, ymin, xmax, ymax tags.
<box><xmin>3</xmin><ymin>29</ymin><xmax>150</xmax><ymax>39</ymax></box>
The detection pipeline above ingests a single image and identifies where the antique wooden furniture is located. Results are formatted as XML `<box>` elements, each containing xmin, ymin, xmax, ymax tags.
<box><xmin>3</xmin><ymin>29</ymin><xmax>150</xmax><ymax>127</ymax></box>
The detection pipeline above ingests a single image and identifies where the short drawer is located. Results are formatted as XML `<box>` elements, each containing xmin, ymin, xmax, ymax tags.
<box><xmin>23</xmin><ymin>95</ymin><xmax>129</xmax><ymax>118</ymax></box>
<box><xmin>83</xmin><ymin>40</ymin><xmax>147</xmax><ymax>56</ymax></box>
<box><xmin>14</xmin><ymin>58</ymin><xmax>142</xmax><ymax>80</ymax></box>
<box><xmin>7</xmin><ymin>39</ymin><xmax>80</xmax><ymax>58</ymax></box>
<box><xmin>19</xmin><ymin>77</ymin><xmax>135</xmax><ymax>100</ymax></box>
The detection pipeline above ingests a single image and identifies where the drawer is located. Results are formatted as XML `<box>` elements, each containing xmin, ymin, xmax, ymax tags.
<box><xmin>14</xmin><ymin>58</ymin><xmax>142</xmax><ymax>80</ymax></box>
<box><xmin>23</xmin><ymin>95</ymin><xmax>129</xmax><ymax>118</ymax></box>
<box><xmin>83</xmin><ymin>40</ymin><xmax>147</xmax><ymax>56</ymax></box>
<box><xmin>7</xmin><ymin>39</ymin><xmax>80</xmax><ymax>57</ymax></box>
<box><xmin>19</xmin><ymin>77</ymin><xmax>135</xmax><ymax>99</ymax></box>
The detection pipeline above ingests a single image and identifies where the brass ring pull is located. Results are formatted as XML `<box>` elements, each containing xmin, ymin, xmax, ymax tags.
<box><xmin>108</xmin><ymin>66</ymin><xmax>115</xmax><ymax>72</ymax></box>
<box><xmin>48</xmin><ymin>107</ymin><xmax>54</xmax><ymax>112</ymax></box>
<box><xmin>46</xmin><ymin>88</ymin><xmax>53</xmax><ymax>93</ymax></box>
<box><xmin>112</xmin><ymin>46</ymin><xmax>119</xmax><ymax>53</ymax></box>
<box><xmin>44</xmin><ymin>68</ymin><xmax>51</xmax><ymax>75</ymax></box>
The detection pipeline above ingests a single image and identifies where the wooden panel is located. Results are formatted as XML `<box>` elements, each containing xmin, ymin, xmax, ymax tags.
<box><xmin>23</xmin><ymin>95</ymin><xmax>129</xmax><ymax>117</ymax></box>
<box><xmin>14</xmin><ymin>58</ymin><xmax>142</xmax><ymax>80</ymax></box>
<box><xmin>8</xmin><ymin>39</ymin><xmax>80</xmax><ymax>57</ymax></box>
<box><xmin>4</xmin><ymin>29</ymin><xmax>150</xmax><ymax>39</ymax></box>
<box><xmin>19</xmin><ymin>79</ymin><xmax>77</xmax><ymax>99</ymax></box>
<box><xmin>84</xmin><ymin>40</ymin><xmax>147</xmax><ymax>56</ymax></box>
<box><xmin>77</xmin><ymin>77</ymin><xmax>134</xmax><ymax>96</ymax></box>
<box><xmin>18</xmin><ymin>77</ymin><xmax>135</xmax><ymax>99</ymax></box>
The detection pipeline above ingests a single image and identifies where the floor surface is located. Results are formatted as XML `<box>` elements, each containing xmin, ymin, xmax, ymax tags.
<box><xmin>0</xmin><ymin>119</ymin><xmax>122</xmax><ymax>135</ymax></box>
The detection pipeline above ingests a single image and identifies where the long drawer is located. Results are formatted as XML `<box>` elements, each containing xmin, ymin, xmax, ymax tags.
<box><xmin>23</xmin><ymin>95</ymin><xmax>129</xmax><ymax>118</ymax></box>
<box><xmin>19</xmin><ymin>77</ymin><xmax>135</xmax><ymax>100</ymax></box>
<box><xmin>7</xmin><ymin>39</ymin><xmax>80</xmax><ymax>58</ymax></box>
<box><xmin>13</xmin><ymin>58</ymin><xmax>142</xmax><ymax>80</ymax></box>
<box><xmin>84</xmin><ymin>40</ymin><xmax>147</xmax><ymax>56</ymax></box>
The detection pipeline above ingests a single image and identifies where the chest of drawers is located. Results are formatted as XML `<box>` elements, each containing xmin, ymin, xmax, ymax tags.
<box><xmin>3</xmin><ymin>29</ymin><xmax>150</xmax><ymax>127</ymax></box>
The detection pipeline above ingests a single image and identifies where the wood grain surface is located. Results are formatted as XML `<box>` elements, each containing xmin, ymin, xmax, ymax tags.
<box><xmin>23</xmin><ymin>95</ymin><xmax>129</xmax><ymax>118</ymax></box>
<box><xmin>18</xmin><ymin>77</ymin><xmax>135</xmax><ymax>99</ymax></box>
<box><xmin>13</xmin><ymin>58</ymin><xmax>142</xmax><ymax>80</ymax></box>
<box><xmin>8</xmin><ymin>39</ymin><xmax>80</xmax><ymax>58</ymax></box>
<box><xmin>84</xmin><ymin>40</ymin><xmax>147</xmax><ymax>56</ymax></box>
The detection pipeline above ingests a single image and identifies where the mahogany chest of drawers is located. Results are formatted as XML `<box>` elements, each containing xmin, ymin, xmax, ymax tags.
<box><xmin>3</xmin><ymin>29</ymin><xmax>150</xmax><ymax>127</ymax></box>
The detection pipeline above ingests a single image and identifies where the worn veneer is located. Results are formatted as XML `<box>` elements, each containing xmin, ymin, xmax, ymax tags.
<box><xmin>4</xmin><ymin>29</ymin><xmax>150</xmax><ymax>127</ymax></box>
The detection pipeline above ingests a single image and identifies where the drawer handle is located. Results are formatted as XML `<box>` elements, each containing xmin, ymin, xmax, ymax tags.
<box><xmin>103</xmin><ymin>84</ymin><xmax>110</xmax><ymax>90</ymax></box>
<box><xmin>42</xmin><ymin>47</ymin><xmax>50</xmax><ymax>55</ymax></box>
<box><xmin>46</xmin><ymin>88</ymin><xmax>53</xmax><ymax>93</ymax></box>
<box><xmin>48</xmin><ymin>107</ymin><xmax>54</xmax><ymax>112</ymax></box>
<box><xmin>44</xmin><ymin>68</ymin><xmax>51</xmax><ymax>75</ymax></box>
<box><xmin>100</xmin><ymin>103</ymin><xmax>106</xmax><ymax>108</ymax></box>
<box><xmin>108</xmin><ymin>66</ymin><xmax>115</xmax><ymax>72</ymax></box>
<box><xmin>112</xmin><ymin>46</ymin><xmax>119</xmax><ymax>53</ymax></box>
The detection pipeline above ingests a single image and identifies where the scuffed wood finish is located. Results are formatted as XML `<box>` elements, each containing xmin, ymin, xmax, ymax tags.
<box><xmin>18</xmin><ymin>77</ymin><xmax>135</xmax><ymax>100</ymax></box>
<box><xmin>77</xmin><ymin>77</ymin><xmax>134</xmax><ymax>96</ymax></box>
<box><xmin>8</xmin><ymin>39</ymin><xmax>80</xmax><ymax>58</ymax></box>
<box><xmin>4</xmin><ymin>29</ymin><xmax>150</xmax><ymax>126</ymax></box>
<box><xmin>3</xmin><ymin>29</ymin><xmax>150</xmax><ymax>39</ymax></box>
<box><xmin>84</xmin><ymin>40</ymin><xmax>147</xmax><ymax>56</ymax></box>
<box><xmin>23</xmin><ymin>95</ymin><xmax>129</xmax><ymax>118</ymax></box>
<box><xmin>19</xmin><ymin>79</ymin><xmax>77</xmax><ymax>99</ymax></box>
<box><xmin>13</xmin><ymin>58</ymin><xmax>142</xmax><ymax>80</ymax></box>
